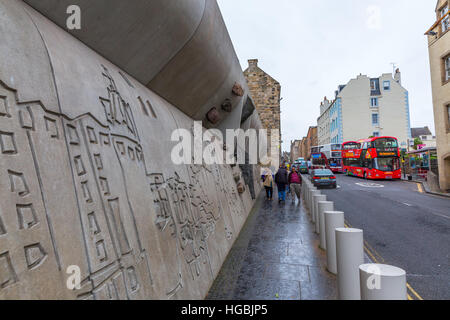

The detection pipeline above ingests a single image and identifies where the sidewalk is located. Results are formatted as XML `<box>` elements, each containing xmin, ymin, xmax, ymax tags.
<box><xmin>401</xmin><ymin>176</ymin><xmax>450</xmax><ymax>198</ymax></box>
<box><xmin>206</xmin><ymin>190</ymin><xmax>337</xmax><ymax>300</ymax></box>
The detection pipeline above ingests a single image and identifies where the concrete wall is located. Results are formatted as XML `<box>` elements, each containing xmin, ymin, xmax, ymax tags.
<box><xmin>23</xmin><ymin>0</ymin><xmax>249</xmax><ymax>132</ymax></box>
<box><xmin>0</xmin><ymin>0</ymin><xmax>260</xmax><ymax>299</ymax></box>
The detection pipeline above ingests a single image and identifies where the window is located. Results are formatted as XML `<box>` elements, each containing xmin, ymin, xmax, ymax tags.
<box><xmin>373</xmin><ymin>132</ymin><xmax>380</xmax><ymax>137</ymax></box>
<box><xmin>441</xmin><ymin>4</ymin><xmax>449</xmax><ymax>33</ymax></box>
<box><xmin>383</xmin><ymin>81</ymin><xmax>390</xmax><ymax>90</ymax></box>
<box><xmin>370</xmin><ymin>79</ymin><xmax>378</xmax><ymax>90</ymax></box>
<box><xmin>445</xmin><ymin>55</ymin><xmax>450</xmax><ymax>82</ymax></box>
<box><xmin>371</xmin><ymin>98</ymin><xmax>379</xmax><ymax>107</ymax></box>
<box><xmin>372</xmin><ymin>114</ymin><xmax>379</xmax><ymax>125</ymax></box>
<box><xmin>447</xmin><ymin>104</ymin><xmax>450</xmax><ymax>130</ymax></box>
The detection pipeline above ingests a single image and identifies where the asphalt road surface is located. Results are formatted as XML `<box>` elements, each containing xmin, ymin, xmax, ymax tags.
<box><xmin>318</xmin><ymin>174</ymin><xmax>450</xmax><ymax>300</ymax></box>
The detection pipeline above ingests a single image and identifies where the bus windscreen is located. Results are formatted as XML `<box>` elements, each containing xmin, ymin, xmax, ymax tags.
<box><xmin>371</xmin><ymin>138</ymin><xmax>398</xmax><ymax>149</ymax></box>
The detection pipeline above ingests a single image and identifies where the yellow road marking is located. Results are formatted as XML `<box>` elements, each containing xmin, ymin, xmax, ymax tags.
<box><xmin>364</xmin><ymin>240</ymin><xmax>385</xmax><ymax>263</ymax></box>
<box><xmin>364</xmin><ymin>245</ymin><xmax>379</xmax><ymax>262</ymax></box>
<box><xmin>407</xmin><ymin>283</ymin><xmax>424</xmax><ymax>301</ymax></box>
<box><xmin>417</xmin><ymin>183</ymin><xmax>424</xmax><ymax>193</ymax></box>
<box><xmin>345</xmin><ymin>220</ymin><xmax>423</xmax><ymax>300</ymax></box>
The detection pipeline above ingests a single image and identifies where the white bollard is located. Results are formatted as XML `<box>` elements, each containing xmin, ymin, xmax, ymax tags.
<box><xmin>325</xmin><ymin>211</ymin><xmax>344</xmax><ymax>275</ymax></box>
<box><xmin>359</xmin><ymin>264</ymin><xmax>407</xmax><ymax>300</ymax></box>
<box><xmin>313</xmin><ymin>195</ymin><xmax>326</xmax><ymax>234</ymax></box>
<box><xmin>307</xmin><ymin>185</ymin><xmax>314</xmax><ymax>211</ymax></box>
<box><xmin>336</xmin><ymin>228</ymin><xmax>364</xmax><ymax>300</ymax></box>
<box><xmin>304</xmin><ymin>183</ymin><xmax>310</xmax><ymax>209</ymax></box>
<box><xmin>318</xmin><ymin>201</ymin><xmax>334</xmax><ymax>250</ymax></box>
<box><xmin>310</xmin><ymin>190</ymin><xmax>320</xmax><ymax>222</ymax></box>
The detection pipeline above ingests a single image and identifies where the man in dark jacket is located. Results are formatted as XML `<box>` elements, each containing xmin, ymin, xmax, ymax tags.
<box><xmin>275</xmin><ymin>165</ymin><xmax>289</xmax><ymax>203</ymax></box>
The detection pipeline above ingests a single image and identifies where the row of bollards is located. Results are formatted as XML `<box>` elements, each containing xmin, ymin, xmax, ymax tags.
<box><xmin>300</xmin><ymin>175</ymin><xmax>407</xmax><ymax>300</ymax></box>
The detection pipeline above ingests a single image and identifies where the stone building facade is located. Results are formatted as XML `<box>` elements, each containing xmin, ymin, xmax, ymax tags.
<box><xmin>305</xmin><ymin>126</ymin><xmax>318</xmax><ymax>160</ymax></box>
<box><xmin>426</xmin><ymin>0</ymin><xmax>450</xmax><ymax>191</ymax></box>
<box><xmin>290</xmin><ymin>139</ymin><xmax>302</xmax><ymax>163</ymax></box>
<box><xmin>244</xmin><ymin>59</ymin><xmax>282</xmax><ymax>150</ymax></box>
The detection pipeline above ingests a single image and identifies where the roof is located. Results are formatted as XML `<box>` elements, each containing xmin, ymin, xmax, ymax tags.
<box><xmin>407</xmin><ymin>147</ymin><xmax>437</xmax><ymax>155</ymax></box>
<box><xmin>411</xmin><ymin>127</ymin><xmax>432</xmax><ymax>138</ymax></box>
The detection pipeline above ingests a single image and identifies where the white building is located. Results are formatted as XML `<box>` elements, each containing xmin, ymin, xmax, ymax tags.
<box><xmin>317</xmin><ymin>70</ymin><xmax>412</xmax><ymax>149</ymax></box>
<box><xmin>410</xmin><ymin>127</ymin><xmax>436</xmax><ymax>150</ymax></box>
<box><xmin>317</xmin><ymin>97</ymin><xmax>331</xmax><ymax>145</ymax></box>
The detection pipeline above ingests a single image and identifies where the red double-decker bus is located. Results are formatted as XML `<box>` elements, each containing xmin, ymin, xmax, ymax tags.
<box><xmin>343</xmin><ymin>136</ymin><xmax>401</xmax><ymax>180</ymax></box>
<box><xmin>310</xmin><ymin>146</ymin><xmax>330</xmax><ymax>170</ymax></box>
<box><xmin>342</xmin><ymin>141</ymin><xmax>361</xmax><ymax>174</ymax></box>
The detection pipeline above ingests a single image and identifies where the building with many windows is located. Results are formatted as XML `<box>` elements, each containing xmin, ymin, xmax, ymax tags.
<box><xmin>317</xmin><ymin>97</ymin><xmax>332</xmax><ymax>145</ymax></box>
<box><xmin>425</xmin><ymin>0</ymin><xmax>450</xmax><ymax>191</ymax></box>
<box><xmin>317</xmin><ymin>71</ymin><xmax>411</xmax><ymax>149</ymax></box>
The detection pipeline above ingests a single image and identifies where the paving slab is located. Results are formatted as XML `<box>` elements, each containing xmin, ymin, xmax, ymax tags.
<box><xmin>207</xmin><ymin>191</ymin><xmax>338</xmax><ymax>300</ymax></box>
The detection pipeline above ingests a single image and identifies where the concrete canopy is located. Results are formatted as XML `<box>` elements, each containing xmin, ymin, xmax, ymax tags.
<box><xmin>24</xmin><ymin>0</ymin><xmax>250</xmax><ymax>130</ymax></box>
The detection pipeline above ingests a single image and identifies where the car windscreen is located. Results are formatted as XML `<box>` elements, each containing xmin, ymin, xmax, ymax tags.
<box><xmin>312</xmin><ymin>169</ymin><xmax>333</xmax><ymax>176</ymax></box>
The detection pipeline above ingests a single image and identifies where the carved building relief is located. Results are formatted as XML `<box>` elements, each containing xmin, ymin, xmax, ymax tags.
<box><xmin>0</xmin><ymin>62</ymin><xmax>253</xmax><ymax>299</ymax></box>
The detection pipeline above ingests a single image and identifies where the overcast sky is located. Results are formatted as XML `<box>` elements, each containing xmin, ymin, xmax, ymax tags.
<box><xmin>217</xmin><ymin>0</ymin><xmax>438</xmax><ymax>152</ymax></box>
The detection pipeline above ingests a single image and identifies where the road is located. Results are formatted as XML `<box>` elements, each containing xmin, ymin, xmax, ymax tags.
<box><xmin>319</xmin><ymin>174</ymin><xmax>450</xmax><ymax>300</ymax></box>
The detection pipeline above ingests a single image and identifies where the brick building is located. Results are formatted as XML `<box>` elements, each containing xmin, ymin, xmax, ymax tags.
<box><xmin>244</xmin><ymin>59</ymin><xmax>282</xmax><ymax>151</ymax></box>
<box><xmin>305</xmin><ymin>126</ymin><xmax>318</xmax><ymax>160</ymax></box>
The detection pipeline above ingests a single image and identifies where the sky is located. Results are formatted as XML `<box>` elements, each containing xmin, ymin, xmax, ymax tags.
<box><xmin>217</xmin><ymin>0</ymin><xmax>438</xmax><ymax>152</ymax></box>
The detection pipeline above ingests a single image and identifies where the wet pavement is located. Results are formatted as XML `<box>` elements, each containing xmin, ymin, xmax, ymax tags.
<box><xmin>207</xmin><ymin>190</ymin><xmax>337</xmax><ymax>300</ymax></box>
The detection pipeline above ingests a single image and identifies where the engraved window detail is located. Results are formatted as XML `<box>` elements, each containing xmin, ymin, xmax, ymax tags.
<box><xmin>137</xmin><ymin>96</ymin><xmax>157</xmax><ymax>118</ymax></box>
<box><xmin>116</xmin><ymin>141</ymin><xmax>125</xmax><ymax>155</ymax></box>
<box><xmin>44</xmin><ymin>116</ymin><xmax>59</xmax><ymax>139</ymax></box>
<box><xmin>127</xmin><ymin>267</ymin><xmax>139</xmax><ymax>292</ymax></box>
<box><xmin>0</xmin><ymin>252</ymin><xmax>18</xmax><ymax>289</ymax></box>
<box><xmin>99</xmin><ymin>177</ymin><xmax>110</xmax><ymax>196</ymax></box>
<box><xmin>88</xmin><ymin>212</ymin><xmax>100</xmax><ymax>235</ymax></box>
<box><xmin>0</xmin><ymin>211</ymin><xmax>6</xmax><ymax>235</ymax></box>
<box><xmin>8</xmin><ymin>170</ymin><xmax>30</xmax><ymax>197</ymax></box>
<box><xmin>81</xmin><ymin>181</ymin><xmax>93</xmax><ymax>203</ymax></box>
<box><xmin>19</xmin><ymin>108</ymin><xmax>34</xmax><ymax>130</ymax></box>
<box><xmin>146</xmin><ymin>101</ymin><xmax>157</xmax><ymax>118</ymax></box>
<box><xmin>74</xmin><ymin>155</ymin><xmax>86</xmax><ymax>176</ymax></box>
<box><xmin>24</xmin><ymin>243</ymin><xmax>47</xmax><ymax>270</ymax></box>
<box><xmin>138</xmin><ymin>97</ymin><xmax>148</xmax><ymax>116</ymax></box>
<box><xmin>0</xmin><ymin>96</ymin><xmax>10</xmax><ymax>117</ymax></box>
<box><xmin>107</xmin><ymin>198</ymin><xmax>131</xmax><ymax>255</ymax></box>
<box><xmin>128</xmin><ymin>147</ymin><xmax>135</xmax><ymax>161</ymax></box>
<box><xmin>86</xmin><ymin>126</ymin><xmax>98</xmax><ymax>144</ymax></box>
<box><xmin>93</xmin><ymin>154</ymin><xmax>103</xmax><ymax>170</ymax></box>
<box><xmin>0</xmin><ymin>131</ymin><xmax>17</xmax><ymax>155</ymax></box>
<box><xmin>95</xmin><ymin>240</ymin><xmax>107</xmax><ymax>262</ymax></box>
<box><xmin>100</xmin><ymin>133</ymin><xmax>110</xmax><ymax>145</ymax></box>
<box><xmin>136</xmin><ymin>148</ymin><xmax>143</xmax><ymax>162</ymax></box>
<box><xmin>67</xmin><ymin>124</ymin><xmax>80</xmax><ymax>145</ymax></box>
<box><xmin>17</xmin><ymin>204</ymin><xmax>38</xmax><ymax>230</ymax></box>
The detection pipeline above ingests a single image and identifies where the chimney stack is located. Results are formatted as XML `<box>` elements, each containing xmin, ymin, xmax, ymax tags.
<box><xmin>248</xmin><ymin>59</ymin><xmax>258</xmax><ymax>69</ymax></box>
<box><xmin>394</xmin><ymin>68</ymin><xmax>401</xmax><ymax>85</ymax></box>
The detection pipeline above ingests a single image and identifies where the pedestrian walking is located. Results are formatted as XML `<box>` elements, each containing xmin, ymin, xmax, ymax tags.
<box><xmin>288</xmin><ymin>167</ymin><xmax>302</xmax><ymax>203</ymax></box>
<box><xmin>263</xmin><ymin>170</ymin><xmax>274</xmax><ymax>201</ymax></box>
<box><xmin>275</xmin><ymin>165</ymin><xmax>289</xmax><ymax>203</ymax></box>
